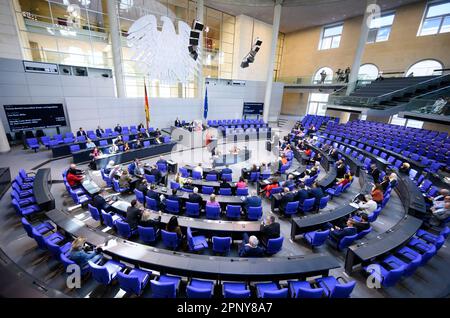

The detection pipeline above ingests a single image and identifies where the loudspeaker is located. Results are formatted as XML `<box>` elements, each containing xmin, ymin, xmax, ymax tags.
<box><xmin>192</xmin><ymin>20</ymin><xmax>204</xmax><ymax>31</ymax></box>
<box><xmin>241</xmin><ymin>60</ymin><xmax>249</xmax><ymax>68</ymax></box>
<box><xmin>190</xmin><ymin>31</ymin><xmax>200</xmax><ymax>39</ymax></box>
<box><xmin>189</xmin><ymin>38</ymin><xmax>199</xmax><ymax>46</ymax></box>
<box><xmin>255</xmin><ymin>39</ymin><xmax>262</xmax><ymax>46</ymax></box>
<box><xmin>190</xmin><ymin>51</ymin><xmax>198</xmax><ymax>61</ymax></box>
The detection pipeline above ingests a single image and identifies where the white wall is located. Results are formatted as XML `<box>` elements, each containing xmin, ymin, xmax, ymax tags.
<box><xmin>0</xmin><ymin>0</ymin><xmax>23</xmax><ymax>60</ymax></box>
<box><xmin>232</xmin><ymin>15</ymin><xmax>273</xmax><ymax>81</ymax></box>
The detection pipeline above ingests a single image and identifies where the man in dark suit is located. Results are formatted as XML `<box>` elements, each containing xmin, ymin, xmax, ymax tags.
<box><xmin>220</xmin><ymin>165</ymin><xmax>232</xmax><ymax>178</ymax></box>
<box><xmin>259</xmin><ymin>215</ymin><xmax>280</xmax><ymax>246</ymax></box>
<box><xmin>329</xmin><ymin>219</ymin><xmax>357</xmax><ymax>242</ymax></box>
<box><xmin>76</xmin><ymin>127</ymin><xmax>87</xmax><ymax>137</ymax></box>
<box><xmin>114</xmin><ymin>124</ymin><xmax>122</xmax><ymax>134</ymax></box>
<box><xmin>126</xmin><ymin>199</ymin><xmax>143</xmax><ymax>230</ymax></box>
<box><xmin>279</xmin><ymin>187</ymin><xmax>295</xmax><ymax>214</ymax></box>
<box><xmin>219</xmin><ymin>179</ymin><xmax>231</xmax><ymax>189</ymax></box>
<box><xmin>336</xmin><ymin>161</ymin><xmax>346</xmax><ymax>179</ymax></box>
<box><xmin>308</xmin><ymin>182</ymin><xmax>325</xmax><ymax>207</ymax></box>
<box><xmin>92</xmin><ymin>192</ymin><xmax>112</xmax><ymax>212</ymax></box>
<box><xmin>244</xmin><ymin>191</ymin><xmax>262</xmax><ymax>211</ymax></box>
<box><xmin>369</xmin><ymin>164</ymin><xmax>380</xmax><ymax>183</ymax></box>
<box><xmin>187</xmin><ymin>187</ymin><xmax>203</xmax><ymax>205</ymax></box>
<box><xmin>295</xmin><ymin>183</ymin><xmax>309</xmax><ymax>204</ymax></box>
<box><xmin>239</xmin><ymin>234</ymin><xmax>265</xmax><ymax>257</ymax></box>
<box><xmin>95</xmin><ymin>126</ymin><xmax>105</xmax><ymax>137</ymax></box>
<box><xmin>149</xmin><ymin>165</ymin><xmax>163</xmax><ymax>184</ymax></box>
<box><xmin>147</xmin><ymin>184</ymin><xmax>161</xmax><ymax>209</ymax></box>
<box><xmin>136</xmin><ymin>179</ymin><xmax>149</xmax><ymax>197</ymax></box>
<box><xmin>166</xmin><ymin>189</ymin><xmax>181</xmax><ymax>204</ymax></box>
<box><xmin>350</xmin><ymin>213</ymin><xmax>370</xmax><ymax>233</ymax></box>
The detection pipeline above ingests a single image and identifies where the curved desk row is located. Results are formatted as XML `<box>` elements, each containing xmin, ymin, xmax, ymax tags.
<box><xmin>152</xmin><ymin>186</ymin><xmax>245</xmax><ymax>206</ymax></box>
<box><xmin>33</xmin><ymin>168</ymin><xmax>55</xmax><ymax>211</ymax></box>
<box><xmin>46</xmin><ymin>209</ymin><xmax>340</xmax><ymax>281</ymax></box>
<box><xmin>110</xmin><ymin>200</ymin><xmax>261</xmax><ymax>235</ymax></box>
<box><xmin>72</xmin><ymin>136</ymin><xmax>155</xmax><ymax>164</ymax></box>
<box><xmin>319</xmin><ymin>136</ymin><xmax>427</xmax><ymax>217</ymax></box>
<box><xmin>92</xmin><ymin>142</ymin><xmax>177</xmax><ymax>169</ymax></box>
<box><xmin>344</xmin><ymin>215</ymin><xmax>423</xmax><ymax>274</ymax></box>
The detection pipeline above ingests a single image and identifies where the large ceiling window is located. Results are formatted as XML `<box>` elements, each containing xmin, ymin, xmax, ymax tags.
<box><xmin>319</xmin><ymin>23</ymin><xmax>343</xmax><ymax>50</ymax></box>
<box><xmin>367</xmin><ymin>12</ymin><xmax>395</xmax><ymax>43</ymax></box>
<box><xmin>406</xmin><ymin>59</ymin><xmax>443</xmax><ymax>76</ymax></box>
<box><xmin>418</xmin><ymin>1</ymin><xmax>450</xmax><ymax>36</ymax></box>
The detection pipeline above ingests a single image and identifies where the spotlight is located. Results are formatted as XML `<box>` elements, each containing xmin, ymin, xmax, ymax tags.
<box><xmin>192</xmin><ymin>20</ymin><xmax>204</xmax><ymax>31</ymax></box>
<box><xmin>241</xmin><ymin>60</ymin><xmax>249</xmax><ymax>68</ymax></box>
<box><xmin>254</xmin><ymin>38</ymin><xmax>262</xmax><ymax>46</ymax></box>
<box><xmin>240</xmin><ymin>37</ymin><xmax>263</xmax><ymax>69</ymax></box>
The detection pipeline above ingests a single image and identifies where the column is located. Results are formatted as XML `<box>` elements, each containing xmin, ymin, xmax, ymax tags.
<box><xmin>263</xmin><ymin>0</ymin><xmax>283</xmax><ymax>123</ymax></box>
<box><xmin>107</xmin><ymin>0</ymin><xmax>126</xmax><ymax>98</ymax></box>
<box><xmin>0</xmin><ymin>120</ymin><xmax>10</xmax><ymax>153</ymax></box>
<box><xmin>346</xmin><ymin>0</ymin><xmax>377</xmax><ymax>95</ymax></box>
<box><xmin>196</xmin><ymin>0</ymin><xmax>204</xmax><ymax>99</ymax></box>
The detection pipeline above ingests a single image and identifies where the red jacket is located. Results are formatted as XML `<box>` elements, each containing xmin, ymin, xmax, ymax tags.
<box><xmin>67</xmin><ymin>172</ymin><xmax>83</xmax><ymax>187</ymax></box>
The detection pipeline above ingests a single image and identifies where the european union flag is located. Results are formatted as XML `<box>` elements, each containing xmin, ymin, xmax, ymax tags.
<box><xmin>203</xmin><ymin>87</ymin><xmax>208</xmax><ymax>120</ymax></box>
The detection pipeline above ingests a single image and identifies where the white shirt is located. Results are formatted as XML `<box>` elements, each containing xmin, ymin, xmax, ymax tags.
<box><xmin>193</xmin><ymin>166</ymin><xmax>203</xmax><ymax>175</ymax></box>
<box><xmin>358</xmin><ymin>199</ymin><xmax>378</xmax><ymax>214</ymax></box>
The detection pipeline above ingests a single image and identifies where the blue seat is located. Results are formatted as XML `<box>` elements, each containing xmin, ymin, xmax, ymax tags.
<box><xmin>145</xmin><ymin>196</ymin><xmax>159</xmax><ymax>210</ymax></box>
<box><xmin>236</xmin><ymin>187</ymin><xmax>248</xmax><ymax>196</ymax></box>
<box><xmin>21</xmin><ymin>217</ymin><xmax>54</xmax><ymax>238</ymax></box>
<box><xmin>137</xmin><ymin>226</ymin><xmax>159</xmax><ymax>244</ymax></box>
<box><xmin>170</xmin><ymin>181</ymin><xmax>180</xmax><ymax>190</ymax></box>
<box><xmin>288</xmin><ymin>280</ymin><xmax>324</xmax><ymax>298</ymax></box>
<box><xmin>115</xmin><ymin>219</ymin><xmax>137</xmax><ymax>239</ymax></box>
<box><xmin>88</xmin><ymin>260</ymin><xmax>125</xmax><ymax>285</ymax></box>
<box><xmin>185</xmin><ymin>202</ymin><xmax>200</xmax><ymax>217</ymax></box>
<box><xmin>364</xmin><ymin>263</ymin><xmax>405</xmax><ymax>288</ymax></box>
<box><xmin>117</xmin><ymin>268</ymin><xmax>151</xmax><ymax>296</ymax></box>
<box><xmin>161</xmin><ymin>230</ymin><xmax>180</xmax><ymax>250</ymax></box>
<box><xmin>206</xmin><ymin>174</ymin><xmax>217</xmax><ymax>181</ymax></box>
<box><xmin>300</xmin><ymin>198</ymin><xmax>315</xmax><ymax>213</ymax></box>
<box><xmin>316</xmin><ymin>276</ymin><xmax>356</xmax><ymax>298</ymax></box>
<box><xmin>408</xmin><ymin>237</ymin><xmax>437</xmax><ymax>265</ymax></box>
<box><xmin>134</xmin><ymin>189</ymin><xmax>145</xmax><ymax>204</ymax></box>
<box><xmin>12</xmin><ymin>198</ymin><xmax>40</xmax><ymax>216</ymax></box>
<box><xmin>192</xmin><ymin>171</ymin><xmax>202</xmax><ymax>180</ymax></box>
<box><xmin>46</xmin><ymin>239</ymin><xmax>71</xmax><ymax>259</ymax></box>
<box><xmin>101</xmin><ymin>210</ymin><xmax>121</xmax><ymax>228</ymax></box>
<box><xmin>70</xmin><ymin>144</ymin><xmax>80</xmax><ymax>153</ymax></box>
<box><xmin>113</xmin><ymin>179</ymin><xmax>129</xmax><ymax>193</ymax></box>
<box><xmin>222</xmin><ymin>173</ymin><xmax>232</xmax><ymax>182</ymax></box>
<box><xmin>223</xmin><ymin>282</ymin><xmax>251</xmax><ymax>298</ymax></box>
<box><xmin>60</xmin><ymin>252</ymin><xmax>99</xmax><ymax>276</ymax></box>
<box><xmin>326</xmin><ymin>184</ymin><xmax>343</xmax><ymax>199</ymax></box>
<box><xmin>249</xmin><ymin>172</ymin><xmax>260</xmax><ymax>182</ymax></box>
<box><xmin>383</xmin><ymin>254</ymin><xmax>419</xmax><ymax>277</ymax></box>
<box><xmin>318</xmin><ymin>195</ymin><xmax>330</xmax><ymax>209</ymax></box>
<box><xmin>395</xmin><ymin>246</ymin><xmax>423</xmax><ymax>273</ymax></box>
<box><xmin>202</xmin><ymin>186</ymin><xmax>214</xmax><ymax>195</ymax></box>
<box><xmin>265</xmin><ymin>236</ymin><xmax>283</xmax><ymax>255</ymax></box>
<box><xmin>304</xmin><ymin>229</ymin><xmax>330</xmax><ymax>248</ymax></box>
<box><xmin>255</xmin><ymin>282</ymin><xmax>288</xmax><ymax>298</ymax></box>
<box><xmin>144</xmin><ymin>174</ymin><xmax>156</xmax><ymax>184</ymax></box>
<box><xmin>284</xmin><ymin>201</ymin><xmax>299</xmax><ymax>216</ymax></box>
<box><xmin>179</xmin><ymin>167</ymin><xmax>189</xmax><ymax>178</ymax></box>
<box><xmin>416</xmin><ymin>229</ymin><xmax>445</xmax><ymax>250</ymax></box>
<box><xmin>247</xmin><ymin>206</ymin><xmax>262</xmax><ymax>220</ymax></box>
<box><xmin>219</xmin><ymin>188</ymin><xmax>232</xmax><ymax>196</ymax></box>
<box><xmin>187</xmin><ymin>227</ymin><xmax>208</xmax><ymax>252</ymax></box>
<box><xmin>88</xmin><ymin>204</ymin><xmax>101</xmax><ymax>222</ymax></box>
<box><xmin>165</xmin><ymin>199</ymin><xmax>180</xmax><ymax>214</ymax></box>
<box><xmin>226</xmin><ymin>205</ymin><xmax>241</xmax><ymax>219</ymax></box>
<box><xmin>31</xmin><ymin>228</ymin><xmax>64</xmax><ymax>250</ymax></box>
<box><xmin>26</xmin><ymin>138</ymin><xmax>40</xmax><ymax>152</ymax></box>
<box><xmin>151</xmin><ymin>275</ymin><xmax>181</xmax><ymax>298</ymax></box>
<box><xmin>186</xmin><ymin>279</ymin><xmax>214</xmax><ymax>298</ymax></box>
<box><xmin>212</xmin><ymin>236</ymin><xmax>232</xmax><ymax>255</ymax></box>
<box><xmin>356</xmin><ymin>226</ymin><xmax>372</xmax><ymax>240</ymax></box>
<box><xmin>206</xmin><ymin>205</ymin><xmax>221</xmax><ymax>219</ymax></box>
<box><xmin>337</xmin><ymin>233</ymin><xmax>358</xmax><ymax>250</ymax></box>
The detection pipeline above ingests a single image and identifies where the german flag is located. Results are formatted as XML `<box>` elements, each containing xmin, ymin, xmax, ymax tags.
<box><xmin>144</xmin><ymin>78</ymin><xmax>150</xmax><ymax>129</ymax></box>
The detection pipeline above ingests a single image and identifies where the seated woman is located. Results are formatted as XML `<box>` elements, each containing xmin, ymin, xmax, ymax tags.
<box><xmin>336</xmin><ymin>173</ymin><xmax>351</xmax><ymax>187</ymax></box>
<box><xmin>399</xmin><ymin>162</ymin><xmax>411</xmax><ymax>174</ymax></box>
<box><xmin>89</xmin><ymin>147</ymin><xmax>102</xmax><ymax>170</ymax></box>
<box><xmin>86</xmin><ymin>138</ymin><xmax>96</xmax><ymax>149</ymax></box>
<box><xmin>104</xmin><ymin>160</ymin><xmax>115</xmax><ymax>175</ymax></box>
<box><xmin>206</xmin><ymin>194</ymin><xmax>220</xmax><ymax>208</ymax></box>
<box><xmin>166</xmin><ymin>215</ymin><xmax>183</xmax><ymax>239</ymax></box>
<box><xmin>262</xmin><ymin>178</ymin><xmax>279</xmax><ymax>198</ymax></box>
<box><xmin>236</xmin><ymin>177</ymin><xmax>247</xmax><ymax>189</ymax></box>
<box><xmin>139</xmin><ymin>210</ymin><xmax>162</xmax><ymax>228</ymax></box>
<box><xmin>68</xmin><ymin>237</ymin><xmax>102</xmax><ymax>268</ymax></box>
<box><xmin>119</xmin><ymin>170</ymin><xmax>132</xmax><ymax>190</ymax></box>
<box><xmin>123</xmin><ymin>142</ymin><xmax>130</xmax><ymax>152</ymax></box>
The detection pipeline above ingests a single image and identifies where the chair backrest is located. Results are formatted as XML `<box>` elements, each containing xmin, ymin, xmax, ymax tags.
<box><xmin>116</xmin><ymin>219</ymin><xmax>132</xmax><ymax>238</ymax></box>
<box><xmin>302</xmin><ymin>198</ymin><xmax>316</xmax><ymax>212</ymax></box>
<box><xmin>134</xmin><ymin>189</ymin><xmax>145</xmax><ymax>203</ymax></box>
<box><xmin>222</xmin><ymin>173</ymin><xmax>232</xmax><ymax>182</ymax></box>
<box><xmin>206</xmin><ymin>205</ymin><xmax>221</xmax><ymax>219</ymax></box>
<box><xmin>21</xmin><ymin>217</ymin><xmax>34</xmax><ymax>237</ymax></box>
<box><xmin>179</xmin><ymin>167</ymin><xmax>189</xmax><ymax>177</ymax></box>
<box><xmin>145</xmin><ymin>196</ymin><xmax>158</xmax><ymax>210</ymax></box>
<box><xmin>145</xmin><ymin>174</ymin><xmax>156</xmax><ymax>184</ymax></box>
<box><xmin>219</xmin><ymin>188</ymin><xmax>232</xmax><ymax>196</ymax></box>
<box><xmin>88</xmin><ymin>204</ymin><xmax>101</xmax><ymax>221</ymax></box>
<box><xmin>161</xmin><ymin>230</ymin><xmax>179</xmax><ymax>249</ymax></box>
<box><xmin>236</xmin><ymin>188</ymin><xmax>249</xmax><ymax>196</ymax></box>
<box><xmin>319</xmin><ymin>196</ymin><xmax>330</xmax><ymax>209</ymax></box>
<box><xmin>206</xmin><ymin>174</ymin><xmax>217</xmax><ymax>181</ymax></box>
<box><xmin>261</xmin><ymin>288</ymin><xmax>288</xmax><ymax>298</ymax></box>
<box><xmin>249</xmin><ymin>172</ymin><xmax>260</xmax><ymax>182</ymax></box>
<box><xmin>165</xmin><ymin>199</ymin><xmax>179</xmax><ymax>214</ymax></box>
<box><xmin>247</xmin><ymin>206</ymin><xmax>262</xmax><ymax>220</ymax></box>
<box><xmin>296</xmin><ymin>286</ymin><xmax>325</xmax><ymax>298</ymax></box>
<box><xmin>338</xmin><ymin>233</ymin><xmax>358</xmax><ymax>250</ymax></box>
<box><xmin>46</xmin><ymin>239</ymin><xmax>64</xmax><ymax>258</ymax></box>
<box><xmin>170</xmin><ymin>181</ymin><xmax>180</xmax><ymax>190</ymax></box>
<box><xmin>89</xmin><ymin>261</ymin><xmax>113</xmax><ymax>285</ymax></box>
<box><xmin>202</xmin><ymin>186</ymin><xmax>214</xmax><ymax>195</ymax></box>
<box><xmin>192</xmin><ymin>171</ymin><xmax>202</xmax><ymax>179</ymax></box>
<box><xmin>356</xmin><ymin>226</ymin><xmax>372</xmax><ymax>239</ymax></box>
<box><xmin>101</xmin><ymin>211</ymin><xmax>115</xmax><ymax>228</ymax></box>
<box><xmin>212</xmin><ymin>236</ymin><xmax>231</xmax><ymax>253</ymax></box>
<box><xmin>117</xmin><ymin>271</ymin><xmax>142</xmax><ymax>295</ymax></box>
<box><xmin>311</xmin><ymin>230</ymin><xmax>330</xmax><ymax>246</ymax></box>
<box><xmin>186</xmin><ymin>285</ymin><xmax>213</xmax><ymax>298</ymax></box>
<box><xmin>382</xmin><ymin>266</ymin><xmax>405</xmax><ymax>287</ymax></box>
<box><xmin>266</xmin><ymin>236</ymin><xmax>284</xmax><ymax>254</ymax></box>
<box><xmin>151</xmin><ymin>280</ymin><xmax>176</xmax><ymax>298</ymax></box>
<box><xmin>185</xmin><ymin>202</ymin><xmax>200</xmax><ymax>217</ymax></box>
<box><xmin>31</xmin><ymin>228</ymin><xmax>48</xmax><ymax>250</ymax></box>
<box><xmin>330</xmin><ymin>280</ymin><xmax>356</xmax><ymax>298</ymax></box>
<box><xmin>138</xmin><ymin>226</ymin><xmax>157</xmax><ymax>244</ymax></box>
<box><xmin>285</xmin><ymin>201</ymin><xmax>300</xmax><ymax>215</ymax></box>
<box><xmin>226</xmin><ymin>205</ymin><xmax>241</xmax><ymax>218</ymax></box>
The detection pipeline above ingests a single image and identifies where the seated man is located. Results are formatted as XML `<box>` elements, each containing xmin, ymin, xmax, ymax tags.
<box><xmin>136</xmin><ymin>178</ymin><xmax>149</xmax><ymax>197</ymax></box>
<box><xmin>308</xmin><ymin>182</ymin><xmax>325</xmax><ymax>207</ymax></box>
<box><xmin>67</xmin><ymin>164</ymin><xmax>85</xmax><ymax>187</ymax></box>
<box><xmin>126</xmin><ymin>199</ymin><xmax>143</xmax><ymax>230</ymax></box>
<box><xmin>149</xmin><ymin>165</ymin><xmax>163</xmax><ymax>184</ymax></box>
<box><xmin>219</xmin><ymin>179</ymin><xmax>232</xmax><ymax>189</ymax></box>
<box><xmin>95</xmin><ymin>126</ymin><xmax>105</xmax><ymax>138</ymax></box>
<box><xmin>283</xmin><ymin>174</ymin><xmax>295</xmax><ymax>188</ymax></box>
<box><xmin>162</xmin><ymin>189</ymin><xmax>182</xmax><ymax>210</ymax></box>
<box><xmin>357</xmin><ymin>194</ymin><xmax>378</xmax><ymax>215</ymax></box>
<box><xmin>279</xmin><ymin>187</ymin><xmax>295</xmax><ymax>214</ymax></box>
<box><xmin>430</xmin><ymin>200</ymin><xmax>450</xmax><ymax>226</ymax></box>
<box><xmin>239</xmin><ymin>234</ymin><xmax>265</xmax><ymax>257</ymax></box>
<box><xmin>349</xmin><ymin>213</ymin><xmax>370</xmax><ymax>233</ymax></box>
<box><xmin>147</xmin><ymin>184</ymin><xmax>161</xmax><ymax>209</ymax></box>
<box><xmin>92</xmin><ymin>191</ymin><xmax>113</xmax><ymax>212</ymax></box>
<box><xmin>156</xmin><ymin>156</ymin><xmax>167</xmax><ymax>166</ymax></box>
<box><xmin>328</xmin><ymin>219</ymin><xmax>357</xmax><ymax>242</ymax></box>
<box><xmin>259</xmin><ymin>215</ymin><xmax>280</xmax><ymax>246</ymax></box>
<box><xmin>295</xmin><ymin>183</ymin><xmax>309</xmax><ymax>204</ymax></box>
<box><xmin>187</xmin><ymin>187</ymin><xmax>203</xmax><ymax>205</ymax></box>
<box><xmin>244</xmin><ymin>190</ymin><xmax>262</xmax><ymax>212</ymax></box>
<box><xmin>221</xmin><ymin>165</ymin><xmax>232</xmax><ymax>177</ymax></box>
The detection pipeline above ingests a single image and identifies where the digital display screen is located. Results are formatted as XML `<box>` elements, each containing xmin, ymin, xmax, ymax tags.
<box><xmin>243</xmin><ymin>102</ymin><xmax>264</xmax><ymax>115</ymax></box>
<box><xmin>4</xmin><ymin>104</ymin><xmax>67</xmax><ymax>131</ymax></box>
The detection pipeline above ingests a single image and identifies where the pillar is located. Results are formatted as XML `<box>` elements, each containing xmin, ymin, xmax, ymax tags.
<box><xmin>107</xmin><ymin>0</ymin><xmax>126</xmax><ymax>98</ymax></box>
<box><xmin>346</xmin><ymin>0</ymin><xmax>377</xmax><ymax>95</ymax></box>
<box><xmin>0</xmin><ymin>120</ymin><xmax>10</xmax><ymax>153</ymax></box>
<box><xmin>263</xmin><ymin>0</ymin><xmax>282</xmax><ymax>123</ymax></box>
<box><xmin>196</xmin><ymin>0</ymin><xmax>204</xmax><ymax>99</ymax></box>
